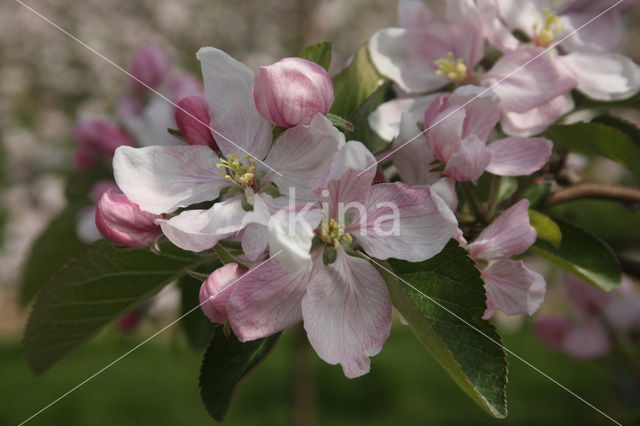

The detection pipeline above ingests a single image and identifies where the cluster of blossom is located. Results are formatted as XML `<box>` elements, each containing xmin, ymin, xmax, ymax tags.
<box><xmin>536</xmin><ymin>275</ymin><xmax>640</xmax><ymax>360</ymax></box>
<box><xmin>90</xmin><ymin>0</ymin><xmax>640</xmax><ymax>377</ymax></box>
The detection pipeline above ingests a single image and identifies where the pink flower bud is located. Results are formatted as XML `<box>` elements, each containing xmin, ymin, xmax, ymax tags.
<box><xmin>174</xmin><ymin>96</ymin><xmax>217</xmax><ymax>149</ymax></box>
<box><xmin>128</xmin><ymin>44</ymin><xmax>172</xmax><ymax>91</ymax></box>
<box><xmin>95</xmin><ymin>189</ymin><xmax>163</xmax><ymax>247</ymax></box>
<box><xmin>117</xmin><ymin>307</ymin><xmax>143</xmax><ymax>333</ymax></box>
<box><xmin>199</xmin><ymin>263</ymin><xmax>245</xmax><ymax>323</ymax></box>
<box><xmin>72</xmin><ymin>118</ymin><xmax>133</xmax><ymax>169</ymax></box>
<box><xmin>253</xmin><ymin>57</ymin><xmax>334</xmax><ymax>127</ymax></box>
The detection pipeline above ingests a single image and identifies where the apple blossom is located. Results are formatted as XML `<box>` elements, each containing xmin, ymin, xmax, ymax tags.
<box><xmin>174</xmin><ymin>95</ymin><xmax>217</xmax><ymax>148</ymax></box>
<box><xmin>199</xmin><ymin>140</ymin><xmax>457</xmax><ymax>378</ymax></box>
<box><xmin>114</xmin><ymin>47</ymin><xmax>344</xmax><ymax>268</ymax></box>
<box><xmin>72</xmin><ymin>117</ymin><xmax>133</xmax><ymax>170</ymax></box>
<box><xmin>253</xmin><ymin>57</ymin><xmax>334</xmax><ymax>128</ymax></box>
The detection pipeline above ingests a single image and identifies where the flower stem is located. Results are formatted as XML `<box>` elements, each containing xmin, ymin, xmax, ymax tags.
<box><xmin>486</xmin><ymin>175</ymin><xmax>502</xmax><ymax>220</ymax></box>
<box><xmin>461</xmin><ymin>182</ymin><xmax>486</xmax><ymax>223</ymax></box>
<box><xmin>547</xmin><ymin>182</ymin><xmax>640</xmax><ymax>206</ymax></box>
<box><xmin>213</xmin><ymin>244</ymin><xmax>248</xmax><ymax>269</ymax></box>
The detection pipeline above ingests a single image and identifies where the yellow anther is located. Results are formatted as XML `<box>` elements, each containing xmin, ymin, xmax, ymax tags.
<box><xmin>434</xmin><ymin>53</ymin><xmax>469</xmax><ymax>84</ymax></box>
<box><xmin>533</xmin><ymin>8</ymin><xmax>564</xmax><ymax>47</ymax></box>
<box><xmin>216</xmin><ymin>153</ymin><xmax>257</xmax><ymax>188</ymax></box>
<box><xmin>318</xmin><ymin>218</ymin><xmax>353</xmax><ymax>247</ymax></box>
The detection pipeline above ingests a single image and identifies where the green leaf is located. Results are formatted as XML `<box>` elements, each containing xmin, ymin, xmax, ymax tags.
<box><xmin>19</xmin><ymin>204</ymin><xmax>88</xmax><ymax>306</ymax></box>
<box><xmin>20</xmin><ymin>169</ymin><xmax>111</xmax><ymax>306</ymax></box>
<box><xmin>199</xmin><ymin>327</ymin><xmax>281</xmax><ymax>422</ymax></box>
<box><xmin>380</xmin><ymin>241</ymin><xmax>507</xmax><ymax>418</ymax></box>
<box><xmin>180</xmin><ymin>275</ymin><xmax>216</xmax><ymax>351</ymax></box>
<box><xmin>529</xmin><ymin>210</ymin><xmax>562</xmax><ymax>248</ymax></box>
<box><xmin>546</xmin><ymin>122</ymin><xmax>640</xmax><ymax>175</ymax></box>
<box><xmin>532</xmin><ymin>219</ymin><xmax>621</xmax><ymax>291</ymax></box>
<box><xmin>23</xmin><ymin>240</ymin><xmax>214</xmax><ymax>375</ymax></box>
<box><xmin>591</xmin><ymin>115</ymin><xmax>640</xmax><ymax>147</ymax></box>
<box><xmin>298</xmin><ymin>41</ymin><xmax>332</xmax><ymax>71</ymax></box>
<box><xmin>349</xmin><ymin>82</ymin><xmax>393</xmax><ymax>154</ymax></box>
<box><xmin>521</xmin><ymin>183</ymin><xmax>551</xmax><ymax>210</ymax></box>
<box><xmin>330</xmin><ymin>43</ymin><xmax>386</xmax><ymax>119</ymax></box>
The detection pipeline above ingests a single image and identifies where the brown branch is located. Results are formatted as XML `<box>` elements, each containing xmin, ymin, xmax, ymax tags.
<box><xmin>547</xmin><ymin>182</ymin><xmax>640</xmax><ymax>206</ymax></box>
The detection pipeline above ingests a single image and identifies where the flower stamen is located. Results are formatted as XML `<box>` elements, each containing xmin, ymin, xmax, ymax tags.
<box><xmin>216</xmin><ymin>153</ymin><xmax>257</xmax><ymax>188</ymax></box>
<box><xmin>318</xmin><ymin>218</ymin><xmax>353</xmax><ymax>248</ymax></box>
<box><xmin>533</xmin><ymin>8</ymin><xmax>564</xmax><ymax>47</ymax></box>
<box><xmin>434</xmin><ymin>53</ymin><xmax>469</xmax><ymax>84</ymax></box>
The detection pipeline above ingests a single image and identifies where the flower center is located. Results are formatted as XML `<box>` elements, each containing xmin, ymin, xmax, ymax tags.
<box><xmin>318</xmin><ymin>218</ymin><xmax>353</xmax><ymax>248</ymax></box>
<box><xmin>217</xmin><ymin>153</ymin><xmax>256</xmax><ymax>188</ymax></box>
<box><xmin>532</xmin><ymin>8</ymin><xmax>564</xmax><ymax>48</ymax></box>
<box><xmin>434</xmin><ymin>53</ymin><xmax>469</xmax><ymax>84</ymax></box>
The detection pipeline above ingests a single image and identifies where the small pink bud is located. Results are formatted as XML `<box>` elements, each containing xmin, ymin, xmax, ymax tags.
<box><xmin>95</xmin><ymin>189</ymin><xmax>163</xmax><ymax>248</ymax></box>
<box><xmin>253</xmin><ymin>57</ymin><xmax>334</xmax><ymax>128</ymax></box>
<box><xmin>72</xmin><ymin>118</ymin><xmax>133</xmax><ymax>169</ymax></box>
<box><xmin>174</xmin><ymin>96</ymin><xmax>217</xmax><ymax>149</ymax></box>
<box><xmin>117</xmin><ymin>308</ymin><xmax>143</xmax><ymax>333</ymax></box>
<box><xmin>128</xmin><ymin>44</ymin><xmax>172</xmax><ymax>91</ymax></box>
<box><xmin>199</xmin><ymin>263</ymin><xmax>245</xmax><ymax>323</ymax></box>
<box><xmin>535</xmin><ymin>315</ymin><xmax>572</xmax><ymax>351</ymax></box>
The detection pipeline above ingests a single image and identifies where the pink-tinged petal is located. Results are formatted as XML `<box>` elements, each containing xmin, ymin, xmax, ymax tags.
<box><xmin>561</xmin><ymin>51</ymin><xmax>640</xmax><ymax>101</ymax></box>
<box><xmin>500</xmin><ymin>94</ymin><xmax>568</xmax><ymax>137</ymax></box>
<box><xmin>119</xmin><ymin>96</ymin><xmax>181</xmax><ymax>147</ymax></box>
<box><xmin>468</xmin><ymin>199</ymin><xmax>536</xmax><ymax>260</ymax></box>
<box><xmin>445</xmin><ymin>0</ymin><xmax>486</xmax><ymax>68</ymax></box>
<box><xmin>494</xmin><ymin>0</ymin><xmax>547</xmax><ymax>38</ymax></box>
<box><xmin>391</xmin><ymin>112</ymin><xmax>439</xmax><ymax>186</ymax></box>
<box><xmin>159</xmin><ymin>196</ymin><xmax>247</xmax><ymax>252</ymax></box>
<box><xmin>486</xmin><ymin>137</ymin><xmax>552</xmax><ymax>176</ymax></box>
<box><xmin>113</xmin><ymin>145</ymin><xmax>225</xmax><ymax>215</ymax></box>
<box><xmin>369</xmin><ymin>28</ymin><xmax>450</xmax><ymax>94</ymax></box>
<box><xmin>398</xmin><ymin>0</ymin><xmax>434</xmax><ymax>28</ymax></box>
<box><xmin>321</xmin><ymin>141</ymin><xmax>377</xmax><ymax>217</ymax></box>
<box><xmin>443</xmin><ymin>135</ymin><xmax>492</xmax><ymax>181</ymax></box>
<box><xmin>128</xmin><ymin>44</ymin><xmax>171</xmax><ymax>91</ymax></box>
<box><xmin>267</xmin><ymin>204</ymin><xmax>322</xmax><ymax>273</ymax></box>
<box><xmin>227</xmin><ymin>254</ymin><xmax>321</xmax><ymax>341</ymax></box>
<box><xmin>476</xmin><ymin>0</ymin><xmax>520</xmax><ymax>52</ymax></box>
<box><xmin>349</xmin><ymin>183</ymin><xmax>457</xmax><ymax>262</ymax></box>
<box><xmin>481</xmin><ymin>259</ymin><xmax>546</xmax><ymax>318</ymax></box>
<box><xmin>196</xmin><ymin>47</ymin><xmax>272</xmax><ymax>160</ymax></box>
<box><xmin>447</xmin><ymin>85</ymin><xmax>501</xmax><ymax>141</ymax></box>
<box><xmin>174</xmin><ymin>95</ymin><xmax>217</xmax><ymax>149</ymax></box>
<box><xmin>253</xmin><ymin>58</ymin><xmax>333</xmax><ymax>128</ymax></box>
<box><xmin>558</xmin><ymin>0</ymin><xmax>634</xmax><ymax>52</ymax></box>
<box><xmin>431</xmin><ymin>177</ymin><xmax>458</xmax><ymax>212</ymax></box>
<box><xmin>241</xmin><ymin>224</ymin><xmax>268</xmax><ymax>261</ymax></box>
<box><xmin>481</xmin><ymin>46</ymin><xmax>576</xmax><ymax>113</ymax></box>
<box><xmin>302</xmin><ymin>249</ymin><xmax>392</xmax><ymax>378</ymax></box>
<box><xmin>563</xmin><ymin>318</ymin><xmax>610</xmax><ymax>360</ymax></box>
<box><xmin>264</xmin><ymin>114</ymin><xmax>345</xmax><ymax>200</ymax></box>
<box><xmin>426</xmin><ymin>107</ymin><xmax>466</xmax><ymax>163</ymax></box>
<box><xmin>535</xmin><ymin>315</ymin><xmax>572</xmax><ymax>351</ymax></box>
<box><xmin>565</xmin><ymin>274</ymin><xmax>613</xmax><ymax>318</ymax></box>
<box><xmin>368</xmin><ymin>95</ymin><xmax>439</xmax><ymax>142</ymax></box>
<box><xmin>96</xmin><ymin>190</ymin><xmax>163</xmax><ymax>248</ymax></box>
<box><xmin>423</xmin><ymin>93</ymin><xmax>449</xmax><ymax>127</ymax></box>
<box><xmin>200</xmin><ymin>263</ymin><xmax>245</xmax><ymax>323</ymax></box>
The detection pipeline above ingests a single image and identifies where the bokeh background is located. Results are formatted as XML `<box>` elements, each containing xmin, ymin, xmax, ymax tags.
<box><xmin>1</xmin><ymin>0</ymin><xmax>640</xmax><ymax>424</ymax></box>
